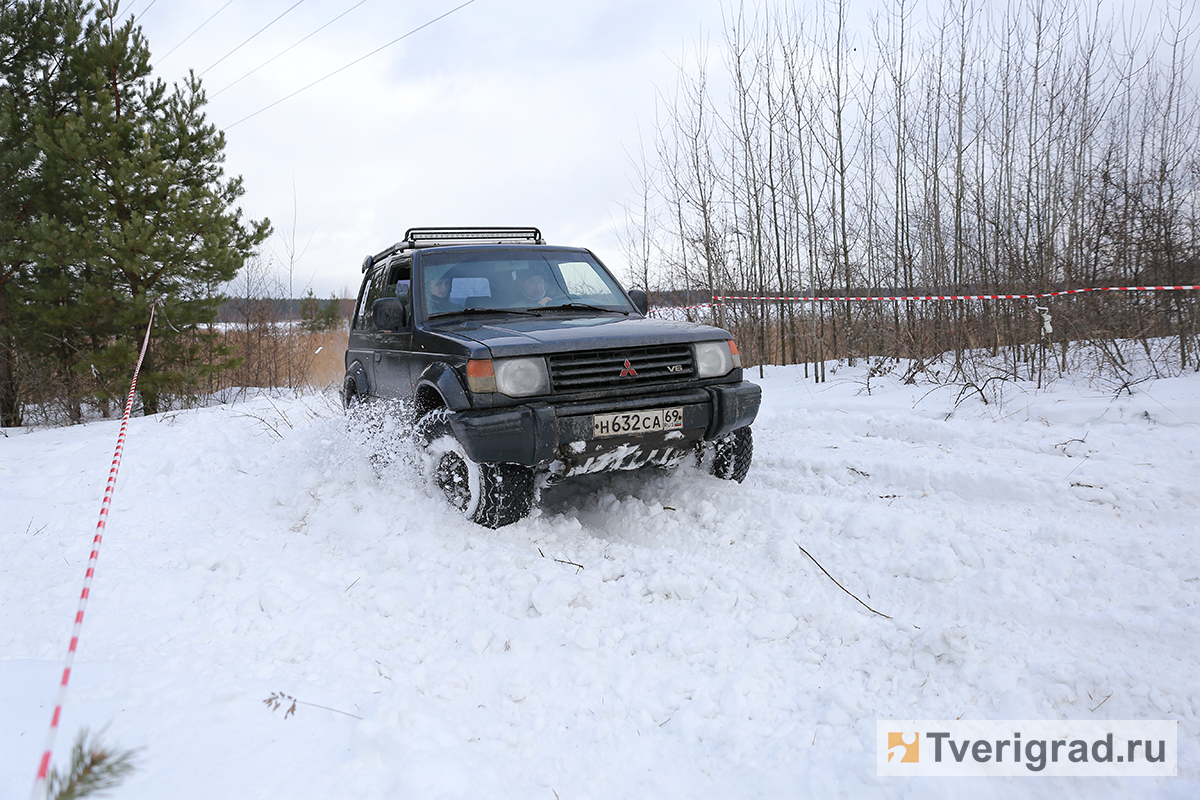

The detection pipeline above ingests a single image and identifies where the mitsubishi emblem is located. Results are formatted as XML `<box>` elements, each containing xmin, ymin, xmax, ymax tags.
<box><xmin>620</xmin><ymin>358</ymin><xmax>638</xmax><ymax>377</ymax></box>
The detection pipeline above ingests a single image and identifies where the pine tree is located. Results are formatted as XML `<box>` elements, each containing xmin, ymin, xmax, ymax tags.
<box><xmin>0</xmin><ymin>0</ymin><xmax>90</xmax><ymax>425</ymax></box>
<box><xmin>299</xmin><ymin>287</ymin><xmax>321</xmax><ymax>333</ymax></box>
<box><xmin>1</xmin><ymin>0</ymin><xmax>270</xmax><ymax>423</ymax></box>
<box><xmin>299</xmin><ymin>288</ymin><xmax>343</xmax><ymax>333</ymax></box>
<box><xmin>319</xmin><ymin>291</ymin><xmax>343</xmax><ymax>331</ymax></box>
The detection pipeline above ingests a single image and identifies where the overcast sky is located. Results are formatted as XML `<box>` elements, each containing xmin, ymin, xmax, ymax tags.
<box><xmin>125</xmin><ymin>0</ymin><xmax>728</xmax><ymax>298</ymax></box>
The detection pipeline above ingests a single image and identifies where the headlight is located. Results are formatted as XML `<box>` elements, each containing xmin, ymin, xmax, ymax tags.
<box><xmin>694</xmin><ymin>340</ymin><xmax>740</xmax><ymax>378</ymax></box>
<box><xmin>493</xmin><ymin>357</ymin><xmax>550</xmax><ymax>396</ymax></box>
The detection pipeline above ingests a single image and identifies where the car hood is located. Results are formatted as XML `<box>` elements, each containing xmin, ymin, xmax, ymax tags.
<box><xmin>429</xmin><ymin>314</ymin><xmax>732</xmax><ymax>357</ymax></box>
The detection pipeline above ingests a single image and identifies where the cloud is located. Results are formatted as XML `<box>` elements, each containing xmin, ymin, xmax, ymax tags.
<box><xmin>136</xmin><ymin>0</ymin><xmax>724</xmax><ymax>295</ymax></box>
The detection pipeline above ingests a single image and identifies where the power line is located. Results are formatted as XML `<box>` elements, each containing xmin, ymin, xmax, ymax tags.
<box><xmin>158</xmin><ymin>0</ymin><xmax>236</xmax><ymax>64</ymax></box>
<box><xmin>127</xmin><ymin>0</ymin><xmax>159</xmax><ymax>22</ymax></box>
<box><xmin>211</xmin><ymin>0</ymin><xmax>372</xmax><ymax>99</ymax></box>
<box><xmin>225</xmin><ymin>0</ymin><xmax>478</xmax><ymax>130</ymax></box>
<box><xmin>200</xmin><ymin>0</ymin><xmax>307</xmax><ymax>77</ymax></box>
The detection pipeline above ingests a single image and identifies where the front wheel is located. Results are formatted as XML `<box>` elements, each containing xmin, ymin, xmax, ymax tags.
<box><xmin>699</xmin><ymin>426</ymin><xmax>754</xmax><ymax>483</ymax></box>
<box><xmin>415</xmin><ymin>410</ymin><xmax>535</xmax><ymax>528</ymax></box>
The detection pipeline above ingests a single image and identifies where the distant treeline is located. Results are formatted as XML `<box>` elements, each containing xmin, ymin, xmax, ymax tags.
<box><xmin>215</xmin><ymin>297</ymin><xmax>353</xmax><ymax>324</ymax></box>
<box><xmin>621</xmin><ymin>0</ymin><xmax>1199</xmax><ymax>382</ymax></box>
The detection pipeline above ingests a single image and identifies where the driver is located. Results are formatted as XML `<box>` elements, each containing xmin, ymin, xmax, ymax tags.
<box><xmin>427</xmin><ymin>275</ymin><xmax>461</xmax><ymax>314</ymax></box>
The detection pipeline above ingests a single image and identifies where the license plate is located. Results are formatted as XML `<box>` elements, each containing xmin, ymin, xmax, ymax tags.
<box><xmin>592</xmin><ymin>407</ymin><xmax>684</xmax><ymax>438</ymax></box>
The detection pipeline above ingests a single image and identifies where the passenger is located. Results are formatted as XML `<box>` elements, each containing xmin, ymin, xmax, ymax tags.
<box><xmin>521</xmin><ymin>273</ymin><xmax>554</xmax><ymax>307</ymax></box>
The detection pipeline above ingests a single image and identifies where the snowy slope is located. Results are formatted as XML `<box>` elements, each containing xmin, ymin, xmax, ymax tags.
<box><xmin>2</xmin><ymin>363</ymin><xmax>1197</xmax><ymax>799</ymax></box>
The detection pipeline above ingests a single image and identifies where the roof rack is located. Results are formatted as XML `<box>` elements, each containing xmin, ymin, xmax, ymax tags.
<box><xmin>363</xmin><ymin>227</ymin><xmax>546</xmax><ymax>271</ymax></box>
<box><xmin>404</xmin><ymin>227</ymin><xmax>544</xmax><ymax>247</ymax></box>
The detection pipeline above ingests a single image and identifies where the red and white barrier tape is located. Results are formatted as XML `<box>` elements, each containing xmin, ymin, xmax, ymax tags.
<box><xmin>647</xmin><ymin>285</ymin><xmax>1197</xmax><ymax>314</ymax></box>
<box><xmin>32</xmin><ymin>305</ymin><xmax>156</xmax><ymax>800</ymax></box>
<box><xmin>714</xmin><ymin>285</ymin><xmax>1198</xmax><ymax>302</ymax></box>
<box><xmin>647</xmin><ymin>302</ymin><xmax>724</xmax><ymax>315</ymax></box>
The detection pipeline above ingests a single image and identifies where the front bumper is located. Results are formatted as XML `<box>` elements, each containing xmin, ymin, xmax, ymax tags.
<box><xmin>447</xmin><ymin>380</ymin><xmax>762</xmax><ymax>469</ymax></box>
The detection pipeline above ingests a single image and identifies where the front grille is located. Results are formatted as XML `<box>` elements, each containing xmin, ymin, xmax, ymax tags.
<box><xmin>548</xmin><ymin>344</ymin><xmax>695</xmax><ymax>392</ymax></box>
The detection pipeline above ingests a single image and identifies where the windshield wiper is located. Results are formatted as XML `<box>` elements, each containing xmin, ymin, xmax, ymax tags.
<box><xmin>429</xmin><ymin>307</ymin><xmax>543</xmax><ymax>319</ymax></box>
<box><xmin>540</xmin><ymin>302</ymin><xmax>629</xmax><ymax>315</ymax></box>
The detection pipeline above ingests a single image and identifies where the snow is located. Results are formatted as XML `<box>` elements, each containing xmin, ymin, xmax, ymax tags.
<box><xmin>2</xmin><ymin>360</ymin><xmax>1198</xmax><ymax>798</ymax></box>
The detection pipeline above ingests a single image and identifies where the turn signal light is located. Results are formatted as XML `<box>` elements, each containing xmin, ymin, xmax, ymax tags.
<box><xmin>467</xmin><ymin>359</ymin><xmax>497</xmax><ymax>393</ymax></box>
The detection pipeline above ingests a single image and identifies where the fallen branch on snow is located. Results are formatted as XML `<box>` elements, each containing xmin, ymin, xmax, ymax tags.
<box><xmin>263</xmin><ymin>691</ymin><xmax>363</xmax><ymax>720</ymax></box>
<box><xmin>797</xmin><ymin>544</ymin><xmax>893</xmax><ymax>620</ymax></box>
<box><xmin>539</xmin><ymin>548</ymin><xmax>584</xmax><ymax>571</ymax></box>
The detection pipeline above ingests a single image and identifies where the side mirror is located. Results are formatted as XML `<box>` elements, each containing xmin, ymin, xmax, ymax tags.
<box><xmin>372</xmin><ymin>297</ymin><xmax>407</xmax><ymax>331</ymax></box>
<box><xmin>627</xmin><ymin>288</ymin><xmax>650</xmax><ymax>315</ymax></box>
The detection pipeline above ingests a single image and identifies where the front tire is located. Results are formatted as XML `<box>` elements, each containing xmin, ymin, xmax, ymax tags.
<box><xmin>700</xmin><ymin>425</ymin><xmax>754</xmax><ymax>483</ymax></box>
<box><xmin>415</xmin><ymin>410</ymin><xmax>535</xmax><ymax>528</ymax></box>
<box><xmin>343</xmin><ymin>378</ymin><xmax>359</xmax><ymax>411</ymax></box>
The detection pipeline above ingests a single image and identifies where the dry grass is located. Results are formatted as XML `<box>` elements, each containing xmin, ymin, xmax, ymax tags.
<box><xmin>304</xmin><ymin>328</ymin><xmax>349</xmax><ymax>389</ymax></box>
<box><xmin>214</xmin><ymin>324</ymin><xmax>348</xmax><ymax>393</ymax></box>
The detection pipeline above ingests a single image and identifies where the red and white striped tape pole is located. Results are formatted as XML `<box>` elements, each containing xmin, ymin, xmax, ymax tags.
<box><xmin>31</xmin><ymin>303</ymin><xmax>156</xmax><ymax>800</ymax></box>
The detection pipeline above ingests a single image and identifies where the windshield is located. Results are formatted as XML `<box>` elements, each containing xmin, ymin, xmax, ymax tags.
<box><xmin>418</xmin><ymin>249</ymin><xmax>633</xmax><ymax>318</ymax></box>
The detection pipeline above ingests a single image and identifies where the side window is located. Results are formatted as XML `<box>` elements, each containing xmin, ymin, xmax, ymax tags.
<box><xmin>385</xmin><ymin>260</ymin><xmax>412</xmax><ymax>294</ymax></box>
<box><xmin>394</xmin><ymin>279</ymin><xmax>412</xmax><ymax>326</ymax></box>
<box><xmin>388</xmin><ymin>259</ymin><xmax>413</xmax><ymax>327</ymax></box>
<box><xmin>353</xmin><ymin>258</ymin><xmax>415</xmax><ymax>333</ymax></box>
<box><xmin>352</xmin><ymin>275</ymin><xmax>371</xmax><ymax>331</ymax></box>
<box><xmin>356</xmin><ymin>267</ymin><xmax>389</xmax><ymax>331</ymax></box>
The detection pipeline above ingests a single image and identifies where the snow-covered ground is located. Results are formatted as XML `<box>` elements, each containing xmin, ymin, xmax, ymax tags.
<box><xmin>2</xmin><ymin>360</ymin><xmax>1197</xmax><ymax>798</ymax></box>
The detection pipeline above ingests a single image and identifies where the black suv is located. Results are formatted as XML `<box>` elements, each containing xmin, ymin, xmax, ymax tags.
<box><xmin>344</xmin><ymin>227</ymin><xmax>760</xmax><ymax>527</ymax></box>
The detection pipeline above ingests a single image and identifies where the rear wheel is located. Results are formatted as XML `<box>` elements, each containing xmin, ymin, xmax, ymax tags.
<box><xmin>414</xmin><ymin>410</ymin><xmax>535</xmax><ymax>528</ymax></box>
<box><xmin>699</xmin><ymin>425</ymin><xmax>754</xmax><ymax>483</ymax></box>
